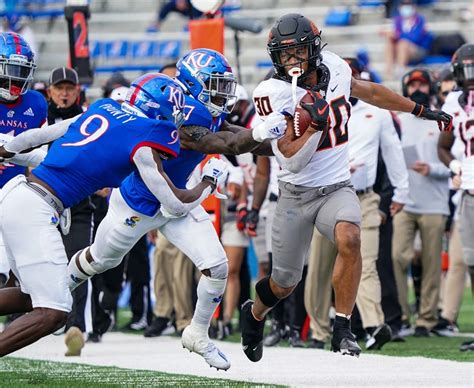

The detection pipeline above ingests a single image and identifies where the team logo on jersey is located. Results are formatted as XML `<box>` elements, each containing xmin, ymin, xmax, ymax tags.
<box><xmin>212</xmin><ymin>295</ymin><xmax>223</xmax><ymax>304</ymax></box>
<box><xmin>185</xmin><ymin>52</ymin><xmax>214</xmax><ymax>69</ymax></box>
<box><xmin>23</xmin><ymin>108</ymin><xmax>34</xmax><ymax>117</ymax></box>
<box><xmin>124</xmin><ymin>216</ymin><xmax>141</xmax><ymax>227</ymax></box>
<box><xmin>7</xmin><ymin>110</ymin><xmax>14</xmax><ymax>118</ymax></box>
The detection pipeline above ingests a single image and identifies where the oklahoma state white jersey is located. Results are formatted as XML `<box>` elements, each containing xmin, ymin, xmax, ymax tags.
<box><xmin>442</xmin><ymin>91</ymin><xmax>474</xmax><ymax>189</ymax></box>
<box><xmin>253</xmin><ymin>50</ymin><xmax>352</xmax><ymax>187</ymax></box>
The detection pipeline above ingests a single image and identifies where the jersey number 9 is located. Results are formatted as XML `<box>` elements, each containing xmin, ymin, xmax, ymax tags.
<box><xmin>62</xmin><ymin>114</ymin><xmax>110</xmax><ymax>147</ymax></box>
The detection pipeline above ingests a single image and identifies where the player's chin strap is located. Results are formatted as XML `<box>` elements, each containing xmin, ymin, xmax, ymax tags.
<box><xmin>289</xmin><ymin>67</ymin><xmax>303</xmax><ymax>109</ymax></box>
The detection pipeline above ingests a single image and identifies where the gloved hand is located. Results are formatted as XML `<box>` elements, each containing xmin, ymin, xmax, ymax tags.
<box><xmin>201</xmin><ymin>157</ymin><xmax>229</xmax><ymax>200</ymax></box>
<box><xmin>245</xmin><ymin>208</ymin><xmax>259</xmax><ymax>237</ymax></box>
<box><xmin>412</xmin><ymin>104</ymin><xmax>453</xmax><ymax>132</ymax></box>
<box><xmin>236</xmin><ymin>202</ymin><xmax>248</xmax><ymax>231</ymax></box>
<box><xmin>252</xmin><ymin>112</ymin><xmax>287</xmax><ymax>142</ymax></box>
<box><xmin>301</xmin><ymin>92</ymin><xmax>330</xmax><ymax>132</ymax></box>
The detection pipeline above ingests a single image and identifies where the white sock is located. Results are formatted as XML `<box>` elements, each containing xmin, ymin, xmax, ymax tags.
<box><xmin>191</xmin><ymin>275</ymin><xmax>226</xmax><ymax>332</ymax></box>
<box><xmin>336</xmin><ymin>312</ymin><xmax>352</xmax><ymax>320</ymax></box>
<box><xmin>67</xmin><ymin>249</ymin><xmax>96</xmax><ymax>291</ymax></box>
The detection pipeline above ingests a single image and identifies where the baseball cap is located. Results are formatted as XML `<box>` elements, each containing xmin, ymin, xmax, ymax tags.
<box><xmin>405</xmin><ymin>69</ymin><xmax>430</xmax><ymax>85</ymax></box>
<box><xmin>49</xmin><ymin>67</ymin><xmax>79</xmax><ymax>86</ymax></box>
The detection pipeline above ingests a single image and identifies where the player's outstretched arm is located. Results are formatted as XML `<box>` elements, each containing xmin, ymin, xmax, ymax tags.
<box><xmin>179</xmin><ymin>112</ymin><xmax>286</xmax><ymax>155</ymax></box>
<box><xmin>134</xmin><ymin>147</ymin><xmax>218</xmax><ymax>217</ymax></box>
<box><xmin>0</xmin><ymin>114</ymin><xmax>81</xmax><ymax>159</ymax></box>
<box><xmin>351</xmin><ymin>78</ymin><xmax>453</xmax><ymax>132</ymax></box>
<box><xmin>0</xmin><ymin>133</ymin><xmax>47</xmax><ymax>166</ymax></box>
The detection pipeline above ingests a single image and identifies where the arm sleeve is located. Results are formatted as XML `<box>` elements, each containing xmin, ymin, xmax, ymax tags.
<box><xmin>4</xmin><ymin>115</ymin><xmax>80</xmax><ymax>153</ymax></box>
<box><xmin>271</xmin><ymin>131</ymin><xmax>323</xmax><ymax>173</ymax></box>
<box><xmin>8</xmin><ymin>148</ymin><xmax>47</xmax><ymax>167</ymax></box>
<box><xmin>133</xmin><ymin>146</ymin><xmax>211</xmax><ymax>217</ymax></box>
<box><xmin>379</xmin><ymin>111</ymin><xmax>411</xmax><ymax>204</ymax></box>
<box><xmin>428</xmin><ymin>162</ymin><xmax>451</xmax><ymax>179</ymax></box>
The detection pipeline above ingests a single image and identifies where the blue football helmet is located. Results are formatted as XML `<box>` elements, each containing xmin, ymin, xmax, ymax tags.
<box><xmin>0</xmin><ymin>32</ymin><xmax>36</xmax><ymax>101</ymax></box>
<box><xmin>176</xmin><ymin>48</ymin><xmax>237</xmax><ymax>117</ymax></box>
<box><xmin>124</xmin><ymin>73</ymin><xmax>186</xmax><ymax>129</ymax></box>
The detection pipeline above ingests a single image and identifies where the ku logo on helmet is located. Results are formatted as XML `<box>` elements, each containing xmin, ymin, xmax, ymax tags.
<box><xmin>185</xmin><ymin>52</ymin><xmax>214</xmax><ymax>69</ymax></box>
<box><xmin>168</xmin><ymin>86</ymin><xmax>185</xmax><ymax>110</ymax></box>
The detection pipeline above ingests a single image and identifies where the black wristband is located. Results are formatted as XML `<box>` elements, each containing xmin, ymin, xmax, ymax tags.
<box><xmin>201</xmin><ymin>175</ymin><xmax>217</xmax><ymax>191</ymax></box>
<box><xmin>411</xmin><ymin>103</ymin><xmax>424</xmax><ymax>117</ymax></box>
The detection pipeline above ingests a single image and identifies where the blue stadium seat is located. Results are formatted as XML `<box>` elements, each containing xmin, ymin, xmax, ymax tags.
<box><xmin>91</xmin><ymin>39</ymin><xmax>181</xmax><ymax>74</ymax></box>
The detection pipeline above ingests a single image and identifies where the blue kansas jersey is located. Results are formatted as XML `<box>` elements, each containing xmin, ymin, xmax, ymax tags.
<box><xmin>0</xmin><ymin>90</ymin><xmax>47</xmax><ymax>187</ymax></box>
<box><xmin>33</xmin><ymin>99</ymin><xmax>180</xmax><ymax>208</ymax></box>
<box><xmin>120</xmin><ymin>95</ymin><xmax>226</xmax><ymax>216</ymax></box>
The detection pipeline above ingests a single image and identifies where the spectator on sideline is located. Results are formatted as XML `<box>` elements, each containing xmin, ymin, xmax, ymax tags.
<box><xmin>392</xmin><ymin>69</ymin><xmax>450</xmax><ymax>337</ymax></box>
<box><xmin>384</xmin><ymin>0</ymin><xmax>434</xmax><ymax>79</ymax></box>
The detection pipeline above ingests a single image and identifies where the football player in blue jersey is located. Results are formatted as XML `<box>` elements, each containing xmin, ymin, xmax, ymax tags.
<box><xmin>0</xmin><ymin>32</ymin><xmax>48</xmax><ymax>284</ymax></box>
<box><xmin>64</xmin><ymin>49</ymin><xmax>287</xmax><ymax>370</ymax></box>
<box><xmin>0</xmin><ymin>73</ymin><xmax>227</xmax><ymax>357</ymax></box>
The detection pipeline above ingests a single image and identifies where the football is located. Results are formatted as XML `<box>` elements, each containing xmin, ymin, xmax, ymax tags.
<box><xmin>294</xmin><ymin>92</ymin><xmax>315</xmax><ymax>137</ymax></box>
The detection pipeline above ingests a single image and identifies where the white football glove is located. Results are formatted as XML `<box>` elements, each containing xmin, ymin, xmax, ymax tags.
<box><xmin>252</xmin><ymin>112</ymin><xmax>287</xmax><ymax>142</ymax></box>
<box><xmin>201</xmin><ymin>157</ymin><xmax>229</xmax><ymax>199</ymax></box>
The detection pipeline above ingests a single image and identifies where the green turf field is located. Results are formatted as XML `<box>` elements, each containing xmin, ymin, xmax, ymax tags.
<box><xmin>0</xmin><ymin>358</ymin><xmax>279</xmax><ymax>387</ymax></box>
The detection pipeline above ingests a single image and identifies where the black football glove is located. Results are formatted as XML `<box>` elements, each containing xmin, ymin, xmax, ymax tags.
<box><xmin>245</xmin><ymin>208</ymin><xmax>259</xmax><ymax>237</ymax></box>
<box><xmin>236</xmin><ymin>203</ymin><xmax>248</xmax><ymax>232</ymax></box>
<box><xmin>300</xmin><ymin>93</ymin><xmax>330</xmax><ymax>132</ymax></box>
<box><xmin>412</xmin><ymin>104</ymin><xmax>453</xmax><ymax>132</ymax></box>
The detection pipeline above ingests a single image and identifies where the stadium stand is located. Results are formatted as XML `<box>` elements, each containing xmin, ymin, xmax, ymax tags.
<box><xmin>18</xmin><ymin>0</ymin><xmax>473</xmax><ymax>96</ymax></box>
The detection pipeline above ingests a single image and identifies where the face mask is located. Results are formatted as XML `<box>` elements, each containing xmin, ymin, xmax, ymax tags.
<box><xmin>400</xmin><ymin>5</ymin><xmax>415</xmax><ymax>18</ymax></box>
<box><xmin>409</xmin><ymin>90</ymin><xmax>431</xmax><ymax>106</ymax></box>
<box><xmin>349</xmin><ymin>97</ymin><xmax>359</xmax><ymax>106</ymax></box>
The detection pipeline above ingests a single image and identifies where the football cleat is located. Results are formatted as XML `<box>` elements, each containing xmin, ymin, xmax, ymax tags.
<box><xmin>241</xmin><ymin>300</ymin><xmax>266</xmax><ymax>362</ymax></box>
<box><xmin>181</xmin><ymin>325</ymin><xmax>231</xmax><ymax>371</ymax></box>
<box><xmin>331</xmin><ymin>316</ymin><xmax>361</xmax><ymax>357</ymax></box>
<box><xmin>64</xmin><ymin>326</ymin><xmax>85</xmax><ymax>357</ymax></box>
<box><xmin>365</xmin><ymin>324</ymin><xmax>392</xmax><ymax>350</ymax></box>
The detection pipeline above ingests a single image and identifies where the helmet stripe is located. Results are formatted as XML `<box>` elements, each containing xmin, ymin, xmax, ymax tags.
<box><xmin>11</xmin><ymin>33</ymin><xmax>21</xmax><ymax>55</ymax></box>
<box><xmin>129</xmin><ymin>73</ymin><xmax>159</xmax><ymax>105</ymax></box>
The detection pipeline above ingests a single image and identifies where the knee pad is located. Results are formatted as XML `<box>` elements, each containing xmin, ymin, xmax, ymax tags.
<box><xmin>208</xmin><ymin>262</ymin><xmax>228</xmax><ymax>280</ymax></box>
<box><xmin>255</xmin><ymin>276</ymin><xmax>280</xmax><ymax>308</ymax></box>
<box><xmin>88</xmin><ymin>244</ymin><xmax>125</xmax><ymax>274</ymax></box>
<box><xmin>89</xmin><ymin>254</ymin><xmax>123</xmax><ymax>275</ymax></box>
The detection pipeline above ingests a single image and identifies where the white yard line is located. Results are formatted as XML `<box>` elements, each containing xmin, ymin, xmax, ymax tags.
<box><xmin>10</xmin><ymin>332</ymin><xmax>474</xmax><ymax>387</ymax></box>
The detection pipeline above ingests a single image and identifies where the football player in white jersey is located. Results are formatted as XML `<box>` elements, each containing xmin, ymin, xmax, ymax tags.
<box><xmin>438</xmin><ymin>43</ymin><xmax>474</xmax><ymax>304</ymax></box>
<box><xmin>241</xmin><ymin>13</ymin><xmax>453</xmax><ymax>361</ymax></box>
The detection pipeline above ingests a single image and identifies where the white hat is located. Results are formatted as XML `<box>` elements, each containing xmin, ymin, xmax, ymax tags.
<box><xmin>110</xmin><ymin>86</ymin><xmax>129</xmax><ymax>102</ymax></box>
<box><xmin>234</xmin><ymin>84</ymin><xmax>249</xmax><ymax>102</ymax></box>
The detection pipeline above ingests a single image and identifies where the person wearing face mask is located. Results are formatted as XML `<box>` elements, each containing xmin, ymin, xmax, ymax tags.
<box><xmin>392</xmin><ymin>68</ymin><xmax>451</xmax><ymax>338</ymax></box>
<box><xmin>385</xmin><ymin>0</ymin><xmax>434</xmax><ymax>79</ymax></box>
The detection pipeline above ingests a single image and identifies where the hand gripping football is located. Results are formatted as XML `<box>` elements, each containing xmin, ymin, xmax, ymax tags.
<box><xmin>294</xmin><ymin>92</ymin><xmax>315</xmax><ymax>137</ymax></box>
